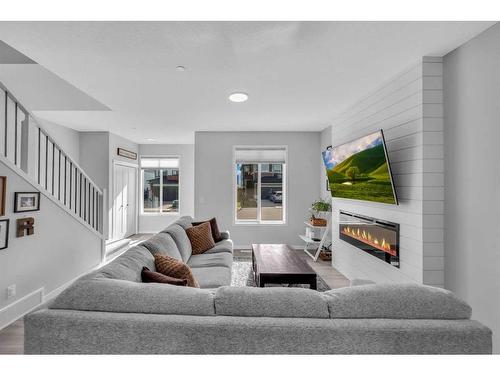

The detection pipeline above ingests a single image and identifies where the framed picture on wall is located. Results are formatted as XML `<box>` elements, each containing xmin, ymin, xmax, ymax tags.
<box><xmin>117</xmin><ymin>148</ymin><xmax>137</xmax><ymax>160</ymax></box>
<box><xmin>14</xmin><ymin>192</ymin><xmax>40</xmax><ymax>213</ymax></box>
<box><xmin>0</xmin><ymin>176</ymin><xmax>6</xmax><ymax>216</ymax></box>
<box><xmin>0</xmin><ymin>219</ymin><xmax>9</xmax><ymax>250</ymax></box>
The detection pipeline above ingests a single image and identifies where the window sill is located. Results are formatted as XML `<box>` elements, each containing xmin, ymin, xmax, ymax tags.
<box><xmin>234</xmin><ymin>221</ymin><xmax>287</xmax><ymax>226</ymax></box>
<box><xmin>140</xmin><ymin>212</ymin><xmax>180</xmax><ymax>217</ymax></box>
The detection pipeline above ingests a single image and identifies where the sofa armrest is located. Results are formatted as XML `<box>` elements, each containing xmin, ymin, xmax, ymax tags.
<box><xmin>220</xmin><ymin>231</ymin><xmax>230</xmax><ymax>240</ymax></box>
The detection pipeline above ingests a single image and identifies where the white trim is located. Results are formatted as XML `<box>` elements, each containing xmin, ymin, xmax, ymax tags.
<box><xmin>113</xmin><ymin>159</ymin><xmax>139</xmax><ymax>169</ymax></box>
<box><xmin>232</xmin><ymin>146</ymin><xmax>288</xmax><ymax>226</ymax></box>
<box><xmin>234</xmin><ymin>244</ymin><xmax>302</xmax><ymax>250</ymax></box>
<box><xmin>139</xmin><ymin>212</ymin><xmax>180</xmax><ymax>217</ymax></box>
<box><xmin>139</xmin><ymin>154</ymin><xmax>181</xmax><ymax>216</ymax></box>
<box><xmin>0</xmin><ymin>288</ymin><xmax>43</xmax><ymax>331</ymax></box>
<box><xmin>0</xmin><ymin>258</ymin><xmax>107</xmax><ymax>331</ymax></box>
<box><xmin>112</xmin><ymin>160</ymin><xmax>138</xmax><ymax>240</ymax></box>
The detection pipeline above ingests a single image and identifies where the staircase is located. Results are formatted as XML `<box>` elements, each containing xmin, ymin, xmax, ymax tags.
<box><xmin>0</xmin><ymin>80</ymin><xmax>105</xmax><ymax>240</ymax></box>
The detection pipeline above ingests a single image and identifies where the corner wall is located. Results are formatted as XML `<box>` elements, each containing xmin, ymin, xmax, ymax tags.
<box><xmin>443</xmin><ymin>23</ymin><xmax>500</xmax><ymax>353</ymax></box>
<box><xmin>331</xmin><ymin>58</ymin><xmax>444</xmax><ymax>286</ymax></box>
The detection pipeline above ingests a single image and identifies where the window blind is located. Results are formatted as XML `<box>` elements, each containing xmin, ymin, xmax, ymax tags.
<box><xmin>234</xmin><ymin>146</ymin><xmax>286</xmax><ymax>164</ymax></box>
<box><xmin>140</xmin><ymin>157</ymin><xmax>179</xmax><ymax>168</ymax></box>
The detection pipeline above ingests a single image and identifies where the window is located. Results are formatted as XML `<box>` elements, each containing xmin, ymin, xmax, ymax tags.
<box><xmin>234</xmin><ymin>146</ymin><xmax>286</xmax><ymax>224</ymax></box>
<box><xmin>141</xmin><ymin>157</ymin><xmax>179</xmax><ymax>214</ymax></box>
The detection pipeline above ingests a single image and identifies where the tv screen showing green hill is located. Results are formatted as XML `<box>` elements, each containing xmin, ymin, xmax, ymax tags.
<box><xmin>322</xmin><ymin>130</ymin><xmax>398</xmax><ymax>204</ymax></box>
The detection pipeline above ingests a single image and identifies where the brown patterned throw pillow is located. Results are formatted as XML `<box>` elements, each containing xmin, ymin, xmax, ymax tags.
<box><xmin>185</xmin><ymin>221</ymin><xmax>215</xmax><ymax>254</ymax></box>
<box><xmin>154</xmin><ymin>254</ymin><xmax>199</xmax><ymax>288</ymax></box>
<box><xmin>192</xmin><ymin>217</ymin><xmax>223</xmax><ymax>242</ymax></box>
<box><xmin>141</xmin><ymin>267</ymin><xmax>188</xmax><ymax>286</ymax></box>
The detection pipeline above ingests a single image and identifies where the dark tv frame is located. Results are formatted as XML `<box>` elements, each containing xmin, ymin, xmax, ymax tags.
<box><xmin>325</xmin><ymin>129</ymin><xmax>399</xmax><ymax>205</ymax></box>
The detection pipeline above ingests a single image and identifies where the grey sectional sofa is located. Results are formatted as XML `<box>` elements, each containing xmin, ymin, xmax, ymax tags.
<box><xmin>24</xmin><ymin>216</ymin><xmax>492</xmax><ymax>354</ymax></box>
<box><xmin>138</xmin><ymin>216</ymin><xmax>233</xmax><ymax>288</ymax></box>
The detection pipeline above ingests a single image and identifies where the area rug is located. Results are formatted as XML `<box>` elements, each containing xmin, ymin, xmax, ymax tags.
<box><xmin>231</xmin><ymin>257</ymin><xmax>331</xmax><ymax>292</ymax></box>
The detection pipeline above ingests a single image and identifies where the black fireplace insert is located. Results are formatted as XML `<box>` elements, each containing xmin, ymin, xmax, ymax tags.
<box><xmin>339</xmin><ymin>210</ymin><xmax>400</xmax><ymax>267</ymax></box>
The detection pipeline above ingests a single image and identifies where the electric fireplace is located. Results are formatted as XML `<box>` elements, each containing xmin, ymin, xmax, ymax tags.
<box><xmin>339</xmin><ymin>210</ymin><xmax>400</xmax><ymax>267</ymax></box>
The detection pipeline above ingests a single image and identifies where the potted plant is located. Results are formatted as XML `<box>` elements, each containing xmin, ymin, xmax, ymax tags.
<box><xmin>310</xmin><ymin>198</ymin><xmax>331</xmax><ymax>226</ymax></box>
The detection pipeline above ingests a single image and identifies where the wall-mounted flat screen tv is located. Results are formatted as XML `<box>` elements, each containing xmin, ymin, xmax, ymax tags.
<box><xmin>322</xmin><ymin>130</ymin><xmax>398</xmax><ymax>205</ymax></box>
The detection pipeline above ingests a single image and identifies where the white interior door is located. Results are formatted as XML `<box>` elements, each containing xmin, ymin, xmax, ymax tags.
<box><xmin>113</xmin><ymin>163</ymin><xmax>137</xmax><ymax>239</ymax></box>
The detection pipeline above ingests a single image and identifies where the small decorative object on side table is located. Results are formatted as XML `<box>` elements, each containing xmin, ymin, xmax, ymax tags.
<box><xmin>300</xmin><ymin>198</ymin><xmax>332</xmax><ymax>261</ymax></box>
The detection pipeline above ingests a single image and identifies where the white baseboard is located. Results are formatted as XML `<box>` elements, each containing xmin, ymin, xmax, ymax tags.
<box><xmin>0</xmin><ymin>288</ymin><xmax>43</xmax><ymax>331</ymax></box>
<box><xmin>234</xmin><ymin>244</ymin><xmax>303</xmax><ymax>250</ymax></box>
<box><xmin>0</xmin><ymin>262</ymin><xmax>104</xmax><ymax>332</ymax></box>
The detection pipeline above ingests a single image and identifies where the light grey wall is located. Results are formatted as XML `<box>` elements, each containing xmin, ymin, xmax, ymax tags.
<box><xmin>0</xmin><ymin>161</ymin><xmax>102</xmax><ymax>328</ymax></box>
<box><xmin>320</xmin><ymin>126</ymin><xmax>332</xmax><ymax>200</ymax></box>
<box><xmin>330</xmin><ymin>58</ymin><xmax>444</xmax><ymax>286</ymax></box>
<box><xmin>79</xmin><ymin>132</ymin><xmax>110</xmax><ymax>238</ymax></box>
<box><xmin>443</xmin><ymin>23</ymin><xmax>500</xmax><ymax>353</ymax></box>
<box><xmin>195</xmin><ymin>131</ymin><xmax>321</xmax><ymax>248</ymax></box>
<box><xmin>138</xmin><ymin>144</ymin><xmax>195</xmax><ymax>232</ymax></box>
<box><xmin>35</xmin><ymin>119</ymin><xmax>80</xmax><ymax>163</ymax></box>
<box><xmin>79</xmin><ymin>132</ymin><xmax>109</xmax><ymax>191</ymax></box>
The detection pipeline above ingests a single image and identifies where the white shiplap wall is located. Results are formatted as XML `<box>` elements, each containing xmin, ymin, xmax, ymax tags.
<box><xmin>330</xmin><ymin>57</ymin><xmax>444</xmax><ymax>286</ymax></box>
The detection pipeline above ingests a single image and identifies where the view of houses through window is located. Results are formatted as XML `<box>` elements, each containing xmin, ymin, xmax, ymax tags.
<box><xmin>235</xmin><ymin>162</ymin><xmax>285</xmax><ymax>223</ymax></box>
<box><xmin>141</xmin><ymin>157</ymin><xmax>180</xmax><ymax>214</ymax></box>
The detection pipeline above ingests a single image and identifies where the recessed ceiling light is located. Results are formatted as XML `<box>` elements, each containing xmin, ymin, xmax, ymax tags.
<box><xmin>145</xmin><ymin>138</ymin><xmax>156</xmax><ymax>142</ymax></box>
<box><xmin>176</xmin><ymin>66</ymin><xmax>186</xmax><ymax>72</ymax></box>
<box><xmin>228</xmin><ymin>92</ymin><xmax>249</xmax><ymax>103</ymax></box>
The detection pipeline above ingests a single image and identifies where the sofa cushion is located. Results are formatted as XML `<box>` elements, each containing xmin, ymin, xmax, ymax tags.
<box><xmin>154</xmin><ymin>254</ymin><xmax>199</xmax><ymax>288</ymax></box>
<box><xmin>186</xmin><ymin>222</ymin><xmax>215</xmax><ymax>255</ymax></box>
<box><xmin>187</xmin><ymin>252</ymin><xmax>232</xmax><ymax>269</ymax></box>
<box><xmin>84</xmin><ymin>246</ymin><xmax>154</xmax><ymax>282</ymax></box>
<box><xmin>191</xmin><ymin>267</ymin><xmax>232</xmax><ymax>289</ymax></box>
<box><xmin>141</xmin><ymin>267</ymin><xmax>188</xmax><ymax>286</ymax></box>
<box><xmin>204</xmin><ymin>239</ymin><xmax>233</xmax><ymax>254</ymax></box>
<box><xmin>192</xmin><ymin>217</ymin><xmax>223</xmax><ymax>243</ymax></box>
<box><xmin>162</xmin><ymin>224</ymin><xmax>192</xmax><ymax>262</ymax></box>
<box><xmin>215</xmin><ymin>286</ymin><xmax>329</xmax><ymax>318</ymax></box>
<box><xmin>141</xmin><ymin>233</ymin><xmax>183</xmax><ymax>260</ymax></box>
<box><xmin>324</xmin><ymin>284</ymin><xmax>472</xmax><ymax>320</ymax></box>
<box><xmin>175</xmin><ymin>216</ymin><xmax>193</xmax><ymax>230</ymax></box>
<box><xmin>50</xmin><ymin>278</ymin><xmax>215</xmax><ymax>316</ymax></box>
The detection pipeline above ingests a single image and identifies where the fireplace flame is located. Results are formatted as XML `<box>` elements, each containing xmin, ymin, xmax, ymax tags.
<box><xmin>342</xmin><ymin>226</ymin><xmax>396</xmax><ymax>256</ymax></box>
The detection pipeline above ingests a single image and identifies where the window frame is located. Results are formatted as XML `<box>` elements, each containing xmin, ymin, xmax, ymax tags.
<box><xmin>232</xmin><ymin>146</ymin><xmax>287</xmax><ymax>226</ymax></box>
<box><xmin>140</xmin><ymin>155</ymin><xmax>181</xmax><ymax>216</ymax></box>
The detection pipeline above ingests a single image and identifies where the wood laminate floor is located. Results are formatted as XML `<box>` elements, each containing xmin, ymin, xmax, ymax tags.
<box><xmin>0</xmin><ymin>235</ymin><xmax>349</xmax><ymax>355</ymax></box>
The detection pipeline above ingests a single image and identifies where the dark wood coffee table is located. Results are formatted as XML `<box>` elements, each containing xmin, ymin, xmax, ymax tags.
<box><xmin>251</xmin><ymin>244</ymin><xmax>317</xmax><ymax>290</ymax></box>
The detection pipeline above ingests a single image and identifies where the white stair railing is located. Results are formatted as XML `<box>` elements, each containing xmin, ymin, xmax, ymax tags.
<box><xmin>0</xmin><ymin>80</ymin><xmax>104</xmax><ymax>236</ymax></box>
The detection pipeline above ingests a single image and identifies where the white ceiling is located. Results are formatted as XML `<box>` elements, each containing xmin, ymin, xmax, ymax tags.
<box><xmin>0</xmin><ymin>21</ymin><xmax>495</xmax><ymax>144</ymax></box>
